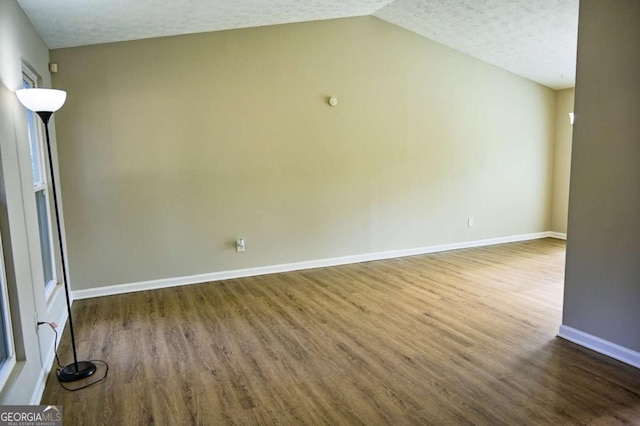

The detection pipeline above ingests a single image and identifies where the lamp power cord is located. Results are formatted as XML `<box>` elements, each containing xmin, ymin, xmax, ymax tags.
<box><xmin>38</xmin><ymin>321</ymin><xmax>109</xmax><ymax>391</ymax></box>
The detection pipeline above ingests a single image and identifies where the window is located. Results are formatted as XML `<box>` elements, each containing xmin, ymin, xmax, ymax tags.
<box><xmin>0</xmin><ymin>233</ymin><xmax>16</xmax><ymax>390</ymax></box>
<box><xmin>23</xmin><ymin>71</ymin><xmax>58</xmax><ymax>295</ymax></box>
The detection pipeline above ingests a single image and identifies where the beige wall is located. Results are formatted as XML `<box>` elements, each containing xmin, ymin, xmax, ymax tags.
<box><xmin>0</xmin><ymin>0</ymin><xmax>68</xmax><ymax>403</ymax></box>
<box><xmin>563</xmin><ymin>0</ymin><xmax>640</xmax><ymax>352</ymax></box>
<box><xmin>51</xmin><ymin>17</ymin><xmax>556</xmax><ymax>291</ymax></box>
<box><xmin>550</xmin><ymin>88</ymin><xmax>574</xmax><ymax>234</ymax></box>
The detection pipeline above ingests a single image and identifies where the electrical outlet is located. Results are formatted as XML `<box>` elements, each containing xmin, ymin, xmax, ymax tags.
<box><xmin>236</xmin><ymin>239</ymin><xmax>245</xmax><ymax>253</ymax></box>
<box><xmin>468</xmin><ymin>217</ymin><xmax>474</xmax><ymax>227</ymax></box>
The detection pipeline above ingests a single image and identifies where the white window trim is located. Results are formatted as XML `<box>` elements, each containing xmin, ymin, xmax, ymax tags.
<box><xmin>22</xmin><ymin>67</ymin><xmax>62</xmax><ymax>302</ymax></box>
<box><xmin>0</xmin><ymin>233</ymin><xmax>16</xmax><ymax>391</ymax></box>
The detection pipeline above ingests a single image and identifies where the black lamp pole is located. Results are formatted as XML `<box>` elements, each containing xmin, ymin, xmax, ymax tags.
<box><xmin>36</xmin><ymin>111</ymin><xmax>96</xmax><ymax>382</ymax></box>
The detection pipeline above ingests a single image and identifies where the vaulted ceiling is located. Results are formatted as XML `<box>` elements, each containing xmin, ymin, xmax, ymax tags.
<box><xmin>16</xmin><ymin>0</ymin><xmax>578</xmax><ymax>89</ymax></box>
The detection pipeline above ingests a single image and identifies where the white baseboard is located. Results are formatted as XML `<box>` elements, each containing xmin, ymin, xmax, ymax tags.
<box><xmin>29</xmin><ymin>299</ymin><xmax>70</xmax><ymax>405</ymax></box>
<box><xmin>29</xmin><ymin>371</ymin><xmax>46</xmax><ymax>406</ymax></box>
<box><xmin>73</xmin><ymin>231</ymin><xmax>552</xmax><ymax>300</ymax></box>
<box><xmin>549</xmin><ymin>232</ymin><xmax>567</xmax><ymax>240</ymax></box>
<box><xmin>558</xmin><ymin>325</ymin><xmax>640</xmax><ymax>369</ymax></box>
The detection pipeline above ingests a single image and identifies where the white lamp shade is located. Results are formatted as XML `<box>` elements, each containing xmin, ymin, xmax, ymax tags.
<box><xmin>16</xmin><ymin>88</ymin><xmax>67</xmax><ymax>112</ymax></box>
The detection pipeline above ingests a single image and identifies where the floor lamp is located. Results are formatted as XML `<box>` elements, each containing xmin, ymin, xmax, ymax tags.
<box><xmin>16</xmin><ymin>88</ymin><xmax>97</xmax><ymax>382</ymax></box>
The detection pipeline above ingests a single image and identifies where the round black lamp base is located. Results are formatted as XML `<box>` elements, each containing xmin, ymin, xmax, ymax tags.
<box><xmin>57</xmin><ymin>361</ymin><xmax>97</xmax><ymax>382</ymax></box>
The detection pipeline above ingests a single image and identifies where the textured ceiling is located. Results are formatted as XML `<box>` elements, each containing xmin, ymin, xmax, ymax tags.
<box><xmin>16</xmin><ymin>0</ymin><xmax>394</xmax><ymax>49</ymax></box>
<box><xmin>375</xmin><ymin>0</ymin><xmax>578</xmax><ymax>89</ymax></box>
<box><xmin>17</xmin><ymin>0</ymin><xmax>578</xmax><ymax>89</ymax></box>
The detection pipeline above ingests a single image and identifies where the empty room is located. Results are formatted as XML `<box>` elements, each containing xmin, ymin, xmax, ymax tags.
<box><xmin>0</xmin><ymin>0</ymin><xmax>639</xmax><ymax>424</ymax></box>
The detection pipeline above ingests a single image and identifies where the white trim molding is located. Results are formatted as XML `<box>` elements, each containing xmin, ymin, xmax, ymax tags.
<box><xmin>73</xmin><ymin>231</ymin><xmax>554</xmax><ymax>300</ymax></box>
<box><xmin>558</xmin><ymin>325</ymin><xmax>640</xmax><ymax>369</ymax></box>
<box><xmin>30</xmin><ymin>298</ymin><xmax>70</xmax><ymax>405</ymax></box>
<box><xmin>548</xmin><ymin>232</ymin><xmax>567</xmax><ymax>240</ymax></box>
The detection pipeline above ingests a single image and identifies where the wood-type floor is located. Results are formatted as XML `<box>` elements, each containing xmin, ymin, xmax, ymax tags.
<box><xmin>41</xmin><ymin>239</ymin><xmax>640</xmax><ymax>425</ymax></box>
